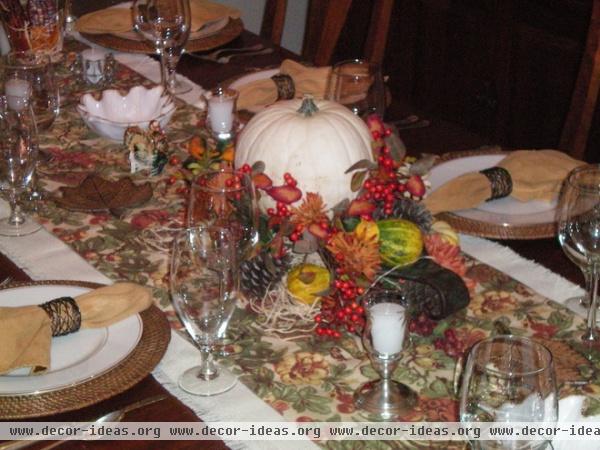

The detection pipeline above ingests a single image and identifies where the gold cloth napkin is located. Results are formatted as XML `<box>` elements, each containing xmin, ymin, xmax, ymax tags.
<box><xmin>0</xmin><ymin>282</ymin><xmax>153</xmax><ymax>375</ymax></box>
<box><xmin>423</xmin><ymin>150</ymin><xmax>585</xmax><ymax>214</ymax></box>
<box><xmin>76</xmin><ymin>0</ymin><xmax>241</xmax><ymax>35</ymax></box>
<box><xmin>236</xmin><ymin>60</ymin><xmax>332</xmax><ymax>111</ymax></box>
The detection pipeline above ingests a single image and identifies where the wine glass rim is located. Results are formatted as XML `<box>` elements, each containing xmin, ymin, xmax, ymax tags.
<box><xmin>192</xmin><ymin>168</ymin><xmax>253</xmax><ymax>194</ymax></box>
<box><xmin>469</xmin><ymin>335</ymin><xmax>554</xmax><ymax>378</ymax></box>
<box><xmin>566</xmin><ymin>164</ymin><xmax>600</xmax><ymax>192</ymax></box>
<box><xmin>0</xmin><ymin>51</ymin><xmax>51</xmax><ymax>71</ymax></box>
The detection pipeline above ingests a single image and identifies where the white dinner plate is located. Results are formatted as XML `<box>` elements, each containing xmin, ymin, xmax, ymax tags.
<box><xmin>428</xmin><ymin>153</ymin><xmax>557</xmax><ymax>238</ymax></box>
<box><xmin>229</xmin><ymin>68</ymin><xmax>280</xmax><ymax>112</ymax></box>
<box><xmin>0</xmin><ymin>284</ymin><xmax>142</xmax><ymax>396</ymax></box>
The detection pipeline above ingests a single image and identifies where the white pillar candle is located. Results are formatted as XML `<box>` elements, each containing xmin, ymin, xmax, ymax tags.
<box><xmin>5</xmin><ymin>78</ymin><xmax>31</xmax><ymax>111</ymax></box>
<box><xmin>81</xmin><ymin>49</ymin><xmax>106</xmax><ymax>85</ymax></box>
<box><xmin>208</xmin><ymin>95</ymin><xmax>235</xmax><ymax>134</ymax></box>
<box><xmin>370</xmin><ymin>302</ymin><xmax>407</xmax><ymax>355</ymax></box>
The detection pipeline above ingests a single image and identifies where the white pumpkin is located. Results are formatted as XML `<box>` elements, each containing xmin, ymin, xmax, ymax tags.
<box><xmin>235</xmin><ymin>97</ymin><xmax>373</xmax><ymax>212</ymax></box>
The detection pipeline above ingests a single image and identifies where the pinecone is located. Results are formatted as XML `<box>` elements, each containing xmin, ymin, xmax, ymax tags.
<box><xmin>373</xmin><ymin>197</ymin><xmax>433</xmax><ymax>232</ymax></box>
<box><xmin>240</xmin><ymin>252</ymin><xmax>291</xmax><ymax>299</ymax></box>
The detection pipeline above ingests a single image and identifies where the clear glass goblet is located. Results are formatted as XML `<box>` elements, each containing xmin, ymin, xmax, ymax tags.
<box><xmin>326</xmin><ymin>59</ymin><xmax>386</xmax><ymax>118</ymax></box>
<box><xmin>557</xmin><ymin>165</ymin><xmax>600</xmax><ymax>342</ymax></box>
<box><xmin>132</xmin><ymin>0</ymin><xmax>193</xmax><ymax>95</ymax></box>
<box><xmin>170</xmin><ymin>226</ymin><xmax>238</xmax><ymax>396</ymax></box>
<box><xmin>0</xmin><ymin>51</ymin><xmax>59</xmax><ymax>204</ymax></box>
<box><xmin>188</xmin><ymin>168</ymin><xmax>259</xmax><ymax>352</ymax></box>
<box><xmin>354</xmin><ymin>287</ymin><xmax>417</xmax><ymax>418</ymax></box>
<box><xmin>459</xmin><ymin>335</ymin><xmax>558</xmax><ymax>450</ymax></box>
<box><xmin>0</xmin><ymin>95</ymin><xmax>41</xmax><ymax>237</ymax></box>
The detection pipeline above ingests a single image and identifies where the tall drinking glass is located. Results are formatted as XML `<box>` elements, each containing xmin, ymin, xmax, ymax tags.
<box><xmin>558</xmin><ymin>165</ymin><xmax>595</xmax><ymax>317</ymax></box>
<box><xmin>326</xmin><ymin>59</ymin><xmax>386</xmax><ymax>118</ymax></box>
<box><xmin>557</xmin><ymin>165</ymin><xmax>600</xmax><ymax>342</ymax></box>
<box><xmin>459</xmin><ymin>336</ymin><xmax>558</xmax><ymax>450</ymax></box>
<box><xmin>132</xmin><ymin>0</ymin><xmax>192</xmax><ymax>94</ymax></box>
<box><xmin>0</xmin><ymin>51</ymin><xmax>59</xmax><ymax>131</ymax></box>
<box><xmin>188</xmin><ymin>168</ymin><xmax>259</xmax><ymax>350</ymax></box>
<box><xmin>170</xmin><ymin>226</ymin><xmax>238</xmax><ymax>395</ymax></box>
<box><xmin>0</xmin><ymin>95</ymin><xmax>41</xmax><ymax>237</ymax></box>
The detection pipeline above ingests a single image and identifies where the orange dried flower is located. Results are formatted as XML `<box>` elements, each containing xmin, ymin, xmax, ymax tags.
<box><xmin>327</xmin><ymin>227</ymin><xmax>380</xmax><ymax>280</ymax></box>
<box><xmin>424</xmin><ymin>233</ymin><xmax>466</xmax><ymax>276</ymax></box>
<box><xmin>290</xmin><ymin>192</ymin><xmax>328</xmax><ymax>228</ymax></box>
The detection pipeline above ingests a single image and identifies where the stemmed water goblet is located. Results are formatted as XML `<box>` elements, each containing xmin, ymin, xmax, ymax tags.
<box><xmin>354</xmin><ymin>287</ymin><xmax>417</xmax><ymax>418</ymax></box>
<box><xmin>557</xmin><ymin>165</ymin><xmax>600</xmax><ymax>342</ymax></box>
<box><xmin>326</xmin><ymin>59</ymin><xmax>386</xmax><ymax>118</ymax></box>
<box><xmin>0</xmin><ymin>95</ymin><xmax>41</xmax><ymax>237</ymax></box>
<box><xmin>132</xmin><ymin>0</ymin><xmax>193</xmax><ymax>95</ymax></box>
<box><xmin>187</xmin><ymin>168</ymin><xmax>259</xmax><ymax>351</ymax></box>
<box><xmin>1</xmin><ymin>51</ymin><xmax>60</xmax><ymax>205</ymax></box>
<box><xmin>170</xmin><ymin>225</ymin><xmax>238</xmax><ymax>395</ymax></box>
<box><xmin>558</xmin><ymin>165</ymin><xmax>595</xmax><ymax>318</ymax></box>
<box><xmin>459</xmin><ymin>336</ymin><xmax>558</xmax><ymax>450</ymax></box>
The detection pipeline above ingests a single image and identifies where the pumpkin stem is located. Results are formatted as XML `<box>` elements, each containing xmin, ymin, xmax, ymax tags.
<box><xmin>298</xmin><ymin>95</ymin><xmax>319</xmax><ymax>117</ymax></box>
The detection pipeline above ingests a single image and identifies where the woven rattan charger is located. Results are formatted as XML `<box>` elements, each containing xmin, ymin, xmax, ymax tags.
<box><xmin>433</xmin><ymin>148</ymin><xmax>556</xmax><ymax>240</ymax></box>
<box><xmin>0</xmin><ymin>280</ymin><xmax>170</xmax><ymax>419</ymax></box>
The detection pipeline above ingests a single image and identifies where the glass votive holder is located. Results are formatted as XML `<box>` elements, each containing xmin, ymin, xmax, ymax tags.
<box><xmin>354</xmin><ymin>287</ymin><xmax>417</xmax><ymax>419</ymax></box>
<box><xmin>73</xmin><ymin>49</ymin><xmax>116</xmax><ymax>87</ymax></box>
<box><xmin>0</xmin><ymin>51</ymin><xmax>59</xmax><ymax>130</ymax></box>
<box><xmin>205</xmin><ymin>87</ymin><xmax>239</xmax><ymax>141</ymax></box>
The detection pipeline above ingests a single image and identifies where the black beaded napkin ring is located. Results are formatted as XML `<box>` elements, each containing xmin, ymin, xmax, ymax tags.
<box><xmin>39</xmin><ymin>297</ymin><xmax>82</xmax><ymax>337</ymax></box>
<box><xmin>271</xmin><ymin>74</ymin><xmax>295</xmax><ymax>100</ymax></box>
<box><xmin>480</xmin><ymin>167</ymin><xmax>513</xmax><ymax>201</ymax></box>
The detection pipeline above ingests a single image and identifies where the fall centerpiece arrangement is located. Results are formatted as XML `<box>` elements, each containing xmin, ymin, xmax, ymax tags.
<box><xmin>179</xmin><ymin>96</ymin><xmax>470</xmax><ymax>339</ymax></box>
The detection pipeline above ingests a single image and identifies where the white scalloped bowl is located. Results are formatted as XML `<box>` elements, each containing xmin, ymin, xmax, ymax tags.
<box><xmin>77</xmin><ymin>85</ymin><xmax>176</xmax><ymax>141</ymax></box>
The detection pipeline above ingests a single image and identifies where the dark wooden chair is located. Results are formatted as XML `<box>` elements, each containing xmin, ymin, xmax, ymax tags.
<box><xmin>260</xmin><ymin>0</ymin><xmax>288</xmax><ymax>46</ymax></box>
<box><xmin>559</xmin><ymin>0</ymin><xmax>600</xmax><ymax>160</ymax></box>
<box><xmin>302</xmin><ymin>0</ymin><xmax>394</xmax><ymax>66</ymax></box>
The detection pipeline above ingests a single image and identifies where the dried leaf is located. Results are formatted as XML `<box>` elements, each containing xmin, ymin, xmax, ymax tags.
<box><xmin>267</xmin><ymin>185</ymin><xmax>302</xmax><ymax>204</ymax></box>
<box><xmin>350</xmin><ymin>170</ymin><xmax>367</xmax><ymax>192</ymax></box>
<box><xmin>384</xmin><ymin>125</ymin><xmax>406</xmax><ymax>162</ymax></box>
<box><xmin>345</xmin><ymin>159</ymin><xmax>378</xmax><ymax>174</ymax></box>
<box><xmin>409</xmin><ymin>153</ymin><xmax>439</xmax><ymax>175</ymax></box>
<box><xmin>55</xmin><ymin>175</ymin><xmax>152</xmax><ymax>212</ymax></box>
<box><xmin>293</xmin><ymin>238</ymin><xmax>319</xmax><ymax>254</ymax></box>
<box><xmin>251</xmin><ymin>161</ymin><xmax>266</xmax><ymax>174</ymax></box>
<box><xmin>347</xmin><ymin>199</ymin><xmax>376</xmax><ymax>217</ymax></box>
<box><xmin>331</xmin><ymin>199</ymin><xmax>350</xmax><ymax>217</ymax></box>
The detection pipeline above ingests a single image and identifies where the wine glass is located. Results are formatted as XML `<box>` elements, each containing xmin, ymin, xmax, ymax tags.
<box><xmin>1</xmin><ymin>51</ymin><xmax>59</xmax><ymax>204</ymax></box>
<box><xmin>558</xmin><ymin>165</ymin><xmax>600</xmax><ymax>342</ymax></box>
<box><xmin>354</xmin><ymin>287</ymin><xmax>417</xmax><ymax>418</ymax></box>
<box><xmin>558</xmin><ymin>165</ymin><xmax>595</xmax><ymax>318</ymax></box>
<box><xmin>325</xmin><ymin>59</ymin><xmax>386</xmax><ymax>118</ymax></box>
<box><xmin>132</xmin><ymin>0</ymin><xmax>193</xmax><ymax>95</ymax></box>
<box><xmin>459</xmin><ymin>336</ymin><xmax>558</xmax><ymax>450</ymax></box>
<box><xmin>0</xmin><ymin>95</ymin><xmax>41</xmax><ymax>237</ymax></box>
<box><xmin>188</xmin><ymin>168</ymin><xmax>259</xmax><ymax>263</ymax></box>
<box><xmin>188</xmin><ymin>168</ymin><xmax>259</xmax><ymax>351</ymax></box>
<box><xmin>170</xmin><ymin>226</ymin><xmax>238</xmax><ymax>395</ymax></box>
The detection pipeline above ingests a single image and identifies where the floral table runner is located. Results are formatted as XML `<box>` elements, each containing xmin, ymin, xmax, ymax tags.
<box><xmin>31</xmin><ymin>49</ymin><xmax>600</xmax><ymax>448</ymax></box>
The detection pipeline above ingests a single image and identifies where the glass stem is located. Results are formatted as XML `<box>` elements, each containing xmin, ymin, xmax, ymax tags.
<box><xmin>7</xmin><ymin>188</ymin><xmax>25</xmax><ymax>226</ymax></box>
<box><xmin>583</xmin><ymin>267</ymin><xmax>593</xmax><ymax>307</ymax></box>
<box><xmin>198</xmin><ymin>346</ymin><xmax>218</xmax><ymax>380</ymax></box>
<box><xmin>163</xmin><ymin>48</ymin><xmax>180</xmax><ymax>92</ymax></box>
<box><xmin>583</xmin><ymin>262</ymin><xmax>599</xmax><ymax>341</ymax></box>
<box><xmin>159</xmin><ymin>47</ymin><xmax>168</xmax><ymax>91</ymax></box>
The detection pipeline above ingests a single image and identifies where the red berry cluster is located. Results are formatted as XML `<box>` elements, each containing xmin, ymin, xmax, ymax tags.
<box><xmin>408</xmin><ymin>313</ymin><xmax>436</xmax><ymax>336</ymax></box>
<box><xmin>239</xmin><ymin>164</ymin><xmax>252</xmax><ymax>174</ymax></box>
<box><xmin>266</xmin><ymin>173</ymin><xmax>298</xmax><ymax>219</ymax></box>
<box><xmin>433</xmin><ymin>329</ymin><xmax>465</xmax><ymax>358</ymax></box>
<box><xmin>314</xmin><ymin>275</ymin><xmax>366</xmax><ymax>338</ymax></box>
<box><xmin>354</xmin><ymin>125</ymin><xmax>407</xmax><ymax>217</ymax></box>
